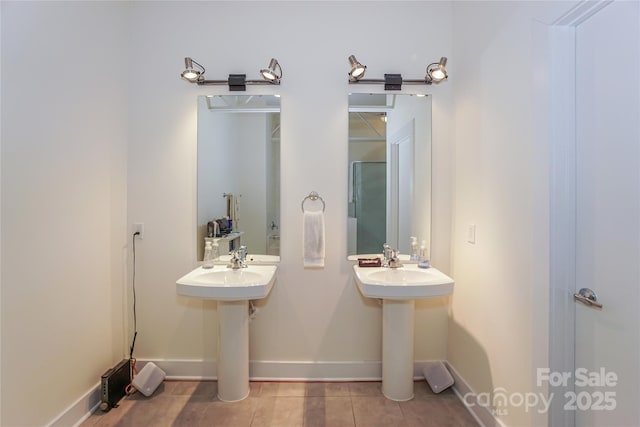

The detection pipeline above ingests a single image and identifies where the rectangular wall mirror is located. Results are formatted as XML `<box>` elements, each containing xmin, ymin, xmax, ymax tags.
<box><xmin>347</xmin><ymin>93</ymin><xmax>432</xmax><ymax>257</ymax></box>
<box><xmin>197</xmin><ymin>95</ymin><xmax>281</xmax><ymax>261</ymax></box>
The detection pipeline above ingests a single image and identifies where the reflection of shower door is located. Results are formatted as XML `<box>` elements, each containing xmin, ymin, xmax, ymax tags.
<box><xmin>353</xmin><ymin>162</ymin><xmax>386</xmax><ymax>254</ymax></box>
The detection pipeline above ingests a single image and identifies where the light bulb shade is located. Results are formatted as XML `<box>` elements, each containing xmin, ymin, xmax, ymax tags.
<box><xmin>426</xmin><ymin>57</ymin><xmax>448</xmax><ymax>84</ymax></box>
<box><xmin>348</xmin><ymin>55</ymin><xmax>366</xmax><ymax>80</ymax></box>
<box><xmin>260</xmin><ymin>58</ymin><xmax>282</xmax><ymax>83</ymax></box>
<box><xmin>181</xmin><ymin>57</ymin><xmax>205</xmax><ymax>83</ymax></box>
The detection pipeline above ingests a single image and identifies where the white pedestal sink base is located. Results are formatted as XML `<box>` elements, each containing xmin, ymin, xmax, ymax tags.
<box><xmin>217</xmin><ymin>300</ymin><xmax>249</xmax><ymax>402</ymax></box>
<box><xmin>382</xmin><ymin>299</ymin><xmax>415</xmax><ymax>401</ymax></box>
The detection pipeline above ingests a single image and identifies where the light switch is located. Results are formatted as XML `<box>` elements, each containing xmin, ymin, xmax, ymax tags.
<box><xmin>467</xmin><ymin>224</ymin><xmax>476</xmax><ymax>244</ymax></box>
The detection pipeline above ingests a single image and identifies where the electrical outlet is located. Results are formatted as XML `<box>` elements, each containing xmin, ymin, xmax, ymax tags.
<box><xmin>134</xmin><ymin>223</ymin><xmax>144</xmax><ymax>239</ymax></box>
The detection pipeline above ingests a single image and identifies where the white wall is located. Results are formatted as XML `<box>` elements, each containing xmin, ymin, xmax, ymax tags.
<box><xmin>127</xmin><ymin>1</ymin><xmax>453</xmax><ymax>371</ymax></box>
<box><xmin>0</xmin><ymin>2</ymin><xmax>128</xmax><ymax>425</ymax></box>
<box><xmin>1</xmin><ymin>1</ymin><xmax>454</xmax><ymax>423</ymax></box>
<box><xmin>7</xmin><ymin>1</ymin><xmax>635</xmax><ymax>425</ymax></box>
<box><xmin>449</xmin><ymin>2</ymin><xmax>577</xmax><ymax>426</ymax></box>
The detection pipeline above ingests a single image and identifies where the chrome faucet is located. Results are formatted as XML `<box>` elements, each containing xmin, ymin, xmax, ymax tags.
<box><xmin>238</xmin><ymin>245</ymin><xmax>248</xmax><ymax>265</ymax></box>
<box><xmin>228</xmin><ymin>245</ymin><xmax>248</xmax><ymax>269</ymax></box>
<box><xmin>228</xmin><ymin>251</ymin><xmax>242</xmax><ymax>269</ymax></box>
<box><xmin>382</xmin><ymin>244</ymin><xmax>402</xmax><ymax>268</ymax></box>
<box><xmin>388</xmin><ymin>250</ymin><xmax>403</xmax><ymax>269</ymax></box>
<box><xmin>383</xmin><ymin>243</ymin><xmax>392</xmax><ymax>267</ymax></box>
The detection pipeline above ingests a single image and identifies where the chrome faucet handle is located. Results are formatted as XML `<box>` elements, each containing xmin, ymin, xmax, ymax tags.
<box><xmin>228</xmin><ymin>250</ymin><xmax>243</xmax><ymax>269</ymax></box>
<box><xmin>388</xmin><ymin>249</ymin><xmax>403</xmax><ymax>269</ymax></box>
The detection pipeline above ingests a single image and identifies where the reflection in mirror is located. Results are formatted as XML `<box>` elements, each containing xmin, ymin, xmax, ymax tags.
<box><xmin>197</xmin><ymin>95</ymin><xmax>280</xmax><ymax>261</ymax></box>
<box><xmin>348</xmin><ymin>93</ymin><xmax>431</xmax><ymax>257</ymax></box>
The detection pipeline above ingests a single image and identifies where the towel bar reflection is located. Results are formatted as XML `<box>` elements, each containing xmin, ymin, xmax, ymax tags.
<box><xmin>301</xmin><ymin>191</ymin><xmax>325</xmax><ymax>213</ymax></box>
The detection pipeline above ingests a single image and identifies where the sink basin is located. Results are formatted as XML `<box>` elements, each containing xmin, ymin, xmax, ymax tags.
<box><xmin>176</xmin><ymin>265</ymin><xmax>277</xmax><ymax>301</ymax></box>
<box><xmin>353</xmin><ymin>264</ymin><xmax>454</xmax><ymax>300</ymax></box>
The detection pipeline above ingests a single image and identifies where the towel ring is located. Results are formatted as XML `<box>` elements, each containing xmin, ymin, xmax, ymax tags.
<box><xmin>301</xmin><ymin>191</ymin><xmax>325</xmax><ymax>213</ymax></box>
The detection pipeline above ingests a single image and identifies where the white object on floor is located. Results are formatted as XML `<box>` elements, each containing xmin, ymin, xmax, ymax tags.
<box><xmin>132</xmin><ymin>362</ymin><xmax>166</xmax><ymax>397</ymax></box>
<box><xmin>423</xmin><ymin>361</ymin><xmax>454</xmax><ymax>394</ymax></box>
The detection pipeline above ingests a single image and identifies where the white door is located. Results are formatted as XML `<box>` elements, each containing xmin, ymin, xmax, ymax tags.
<box><xmin>574</xmin><ymin>1</ymin><xmax>640</xmax><ymax>425</ymax></box>
<box><xmin>388</xmin><ymin>122</ymin><xmax>414</xmax><ymax>254</ymax></box>
<box><xmin>397</xmin><ymin>132</ymin><xmax>413</xmax><ymax>254</ymax></box>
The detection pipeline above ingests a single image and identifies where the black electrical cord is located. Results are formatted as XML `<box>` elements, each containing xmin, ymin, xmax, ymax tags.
<box><xmin>130</xmin><ymin>231</ymin><xmax>140</xmax><ymax>359</ymax></box>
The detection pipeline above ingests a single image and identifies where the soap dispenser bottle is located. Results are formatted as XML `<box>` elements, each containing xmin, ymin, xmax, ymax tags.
<box><xmin>211</xmin><ymin>241</ymin><xmax>219</xmax><ymax>261</ymax></box>
<box><xmin>203</xmin><ymin>240</ymin><xmax>215</xmax><ymax>269</ymax></box>
<box><xmin>418</xmin><ymin>240</ymin><xmax>430</xmax><ymax>269</ymax></box>
<box><xmin>410</xmin><ymin>237</ymin><xmax>419</xmax><ymax>261</ymax></box>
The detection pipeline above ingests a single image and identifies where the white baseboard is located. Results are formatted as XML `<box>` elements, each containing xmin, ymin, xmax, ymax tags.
<box><xmin>445</xmin><ymin>361</ymin><xmax>506</xmax><ymax>427</ymax></box>
<box><xmin>137</xmin><ymin>358</ymin><xmax>449</xmax><ymax>382</ymax></box>
<box><xmin>137</xmin><ymin>358</ymin><xmax>217</xmax><ymax>380</ymax></box>
<box><xmin>46</xmin><ymin>382</ymin><xmax>101</xmax><ymax>427</ymax></box>
<box><xmin>137</xmin><ymin>358</ymin><xmax>383</xmax><ymax>381</ymax></box>
<box><xmin>250</xmin><ymin>360</ymin><xmax>383</xmax><ymax>381</ymax></box>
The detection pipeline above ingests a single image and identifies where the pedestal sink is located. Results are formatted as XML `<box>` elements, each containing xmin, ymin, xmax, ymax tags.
<box><xmin>176</xmin><ymin>265</ymin><xmax>277</xmax><ymax>402</ymax></box>
<box><xmin>353</xmin><ymin>264</ymin><xmax>454</xmax><ymax>401</ymax></box>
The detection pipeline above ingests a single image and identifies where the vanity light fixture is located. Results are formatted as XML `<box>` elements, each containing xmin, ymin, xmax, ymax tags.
<box><xmin>260</xmin><ymin>58</ymin><xmax>283</xmax><ymax>84</ymax></box>
<box><xmin>181</xmin><ymin>57</ymin><xmax>205</xmax><ymax>82</ymax></box>
<box><xmin>347</xmin><ymin>55</ymin><xmax>449</xmax><ymax>90</ymax></box>
<box><xmin>426</xmin><ymin>57</ymin><xmax>448</xmax><ymax>84</ymax></box>
<box><xmin>180</xmin><ymin>57</ymin><xmax>283</xmax><ymax>90</ymax></box>
<box><xmin>348</xmin><ymin>55</ymin><xmax>367</xmax><ymax>81</ymax></box>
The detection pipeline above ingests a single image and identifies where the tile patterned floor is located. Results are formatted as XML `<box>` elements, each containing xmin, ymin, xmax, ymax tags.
<box><xmin>81</xmin><ymin>380</ymin><xmax>479</xmax><ymax>427</ymax></box>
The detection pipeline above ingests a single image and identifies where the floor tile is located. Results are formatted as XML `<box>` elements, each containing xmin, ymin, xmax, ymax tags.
<box><xmin>251</xmin><ymin>396</ymin><xmax>304</xmax><ymax>427</ymax></box>
<box><xmin>108</xmin><ymin>396</ymin><xmax>163</xmax><ymax>426</ymax></box>
<box><xmin>351</xmin><ymin>396</ymin><xmax>405</xmax><ymax>427</ymax></box>
<box><xmin>303</xmin><ymin>396</ymin><xmax>355</xmax><ymax>427</ymax></box>
<box><xmin>348</xmin><ymin>381</ymin><xmax>382</xmax><ymax>396</ymax></box>
<box><xmin>258</xmin><ymin>381</ymin><xmax>307</xmax><ymax>397</ymax></box>
<box><xmin>304</xmin><ymin>382</ymin><xmax>351</xmax><ymax>397</ymax></box>
<box><xmin>413</xmin><ymin>381</ymin><xmax>457</xmax><ymax>399</ymax></box>
<box><xmin>250</xmin><ymin>381</ymin><xmax>263</xmax><ymax>396</ymax></box>
<box><xmin>200</xmin><ymin>397</ymin><xmax>257</xmax><ymax>427</ymax></box>
<box><xmin>170</xmin><ymin>397</ymin><xmax>210</xmax><ymax>427</ymax></box>
<box><xmin>139</xmin><ymin>395</ymin><xmax>191</xmax><ymax>427</ymax></box>
<box><xmin>80</xmin><ymin>398</ymin><xmax>135</xmax><ymax>426</ymax></box>
<box><xmin>400</xmin><ymin>398</ymin><xmax>459</xmax><ymax>427</ymax></box>
<box><xmin>169</xmin><ymin>380</ymin><xmax>217</xmax><ymax>398</ymax></box>
<box><xmin>444</xmin><ymin>397</ymin><xmax>480</xmax><ymax>426</ymax></box>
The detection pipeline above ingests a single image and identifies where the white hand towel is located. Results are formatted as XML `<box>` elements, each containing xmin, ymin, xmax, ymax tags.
<box><xmin>303</xmin><ymin>210</ymin><xmax>325</xmax><ymax>267</ymax></box>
